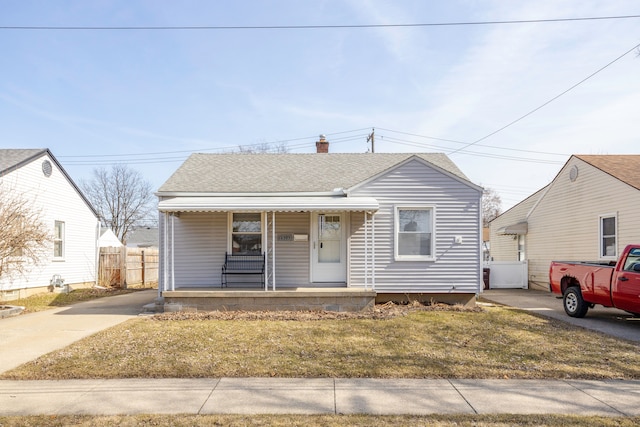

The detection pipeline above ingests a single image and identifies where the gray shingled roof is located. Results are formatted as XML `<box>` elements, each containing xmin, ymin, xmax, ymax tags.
<box><xmin>0</xmin><ymin>149</ymin><xmax>47</xmax><ymax>175</ymax></box>
<box><xmin>158</xmin><ymin>153</ymin><xmax>471</xmax><ymax>193</ymax></box>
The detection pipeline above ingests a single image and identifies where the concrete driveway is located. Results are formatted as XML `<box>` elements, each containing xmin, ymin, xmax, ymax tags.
<box><xmin>0</xmin><ymin>289</ymin><xmax>157</xmax><ymax>374</ymax></box>
<box><xmin>481</xmin><ymin>289</ymin><xmax>640</xmax><ymax>343</ymax></box>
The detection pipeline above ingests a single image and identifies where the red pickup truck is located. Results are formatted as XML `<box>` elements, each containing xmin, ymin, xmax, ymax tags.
<box><xmin>549</xmin><ymin>244</ymin><xmax>640</xmax><ymax>317</ymax></box>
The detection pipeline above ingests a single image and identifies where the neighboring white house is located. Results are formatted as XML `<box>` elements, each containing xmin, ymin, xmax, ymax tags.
<box><xmin>490</xmin><ymin>155</ymin><xmax>640</xmax><ymax>291</ymax></box>
<box><xmin>0</xmin><ymin>149</ymin><xmax>100</xmax><ymax>300</ymax></box>
<box><xmin>99</xmin><ymin>228</ymin><xmax>123</xmax><ymax>248</ymax></box>
<box><xmin>156</xmin><ymin>137</ymin><xmax>484</xmax><ymax>306</ymax></box>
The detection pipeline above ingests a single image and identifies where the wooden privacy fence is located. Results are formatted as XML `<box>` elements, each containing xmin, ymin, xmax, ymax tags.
<box><xmin>99</xmin><ymin>247</ymin><xmax>159</xmax><ymax>288</ymax></box>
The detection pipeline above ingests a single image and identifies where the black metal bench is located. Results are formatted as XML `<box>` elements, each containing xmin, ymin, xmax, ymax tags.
<box><xmin>221</xmin><ymin>252</ymin><xmax>265</xmax><ymax>288</ymax></box>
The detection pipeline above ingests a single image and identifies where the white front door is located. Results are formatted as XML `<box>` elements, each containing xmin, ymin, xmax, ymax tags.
<box><xmin>312</xmin><ymin>213</ymin><xmax>346</xmax><ymax>282</ymax></box>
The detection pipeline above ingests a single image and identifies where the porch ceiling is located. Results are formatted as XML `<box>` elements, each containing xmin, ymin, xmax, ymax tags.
<box><xmin>158</xmin><ymin>196</ymin><xmax>379</xmax><ymax>213</ymax></box>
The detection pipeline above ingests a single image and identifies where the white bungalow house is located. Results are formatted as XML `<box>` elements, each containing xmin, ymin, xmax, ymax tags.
<box><xmin>157</xmin><ymin>137</ymin><xmax>483</xmax><ymax>311</ymax></box>
<box><xmin>490</xmin><ymin>155</ymin><xmax>640</xmax><ymax>291</ymax></box>
<box><xmin>0</xmin><ymin>149</ymin><xmax>100</xmax><ymax>300</ymax></box>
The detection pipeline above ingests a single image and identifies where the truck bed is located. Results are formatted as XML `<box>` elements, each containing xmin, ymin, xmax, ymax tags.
<box><xmin>549</xmin><ymin>260</ymin><xmax>615</xmax><ymax>307</ymax></box>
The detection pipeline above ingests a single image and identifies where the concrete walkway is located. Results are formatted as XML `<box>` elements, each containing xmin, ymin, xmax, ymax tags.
<box><xmin>0</xmin><ymin>289</ymin><xmax>157</xmax><ymax>374</ymax></box>
<box><xmin>1</xmin><ymin>288</ymin><xmax>639</xmax><ymax>417</ymax></box>
<box><xmin>481</xmin><ymin>288</ymin><xmax>640</xmax><ymax>343</ymax></box>
<box><xmin>1</xmin><ymin>378</ymin><xmax>639</xmax><ymax>416</ymax></box>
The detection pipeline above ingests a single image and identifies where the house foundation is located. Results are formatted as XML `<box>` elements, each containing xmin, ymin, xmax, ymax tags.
<box><xmin>162</xmin><ymin>288</ymin><xmax>376</xmax><ymax>312</ymax></box>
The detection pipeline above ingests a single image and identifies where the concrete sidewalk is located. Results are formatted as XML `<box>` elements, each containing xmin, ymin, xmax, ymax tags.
<box><xmin>1</xmin><ymin>378</ymin><xmax>639</xmax><ymax>416</ymax></box>
<box><xmin>0</xmin><ymin>289</ymin><xmax>157</xmax><ymax>374</ymax></box>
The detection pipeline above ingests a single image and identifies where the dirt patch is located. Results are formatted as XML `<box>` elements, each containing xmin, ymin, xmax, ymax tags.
<box><xmin>152</xmin><ymin>301</ymin><xmax>484</xmax><ymax>321</ymax></box>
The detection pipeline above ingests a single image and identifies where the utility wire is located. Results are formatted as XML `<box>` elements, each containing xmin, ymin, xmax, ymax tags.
<box><xmin>2</xmin><ymin>15</ymin><xmax>640</xmax><ymax>31</ymax></box>
<box><xmin>377</xmin><ymin>127</ymin><xmax>570</xmax><ymax>156</ymax></box>
<box><xmin>57</xmin><ymin>130</ymin><xmax>369</xmax><ymax>163</ymax></box>
<box><xmin>448</xmin><ymin>40</ymin><xmax>640</xmax><ymax>155</ymax></box>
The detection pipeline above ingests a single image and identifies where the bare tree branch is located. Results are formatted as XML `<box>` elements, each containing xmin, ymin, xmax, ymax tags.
<box><xmin>0</xmin><ymin>183</ymin><xmax>51</xmax><ymax>281</ymax></box>
<box><xmin>482</xmin><ymin>186</ymin><xmax>502</xmax><ymax>227</ymax></box>
<box><xmin>81</xmin><ymin>164</ymin><xmax>155</xmax><ymax>244</ymax></box>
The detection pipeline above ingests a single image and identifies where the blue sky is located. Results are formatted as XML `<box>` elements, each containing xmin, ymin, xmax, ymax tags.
<box><xmin>1</xmin><ymin>0</ymin><xmax>639</xmax><ymax>211</ymax></box>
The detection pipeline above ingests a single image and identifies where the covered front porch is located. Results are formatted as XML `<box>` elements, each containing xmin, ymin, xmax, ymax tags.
<box><xmin>157</xmin><ymin>193</ymin><xmax>380</xmax><ymax>310</ymax></box>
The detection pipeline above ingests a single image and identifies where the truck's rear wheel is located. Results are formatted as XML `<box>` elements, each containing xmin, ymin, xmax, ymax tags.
<box><xmin>563</xmin><ymin>287</ymin><xmax>588</xmax><ymax>318</ymax></box>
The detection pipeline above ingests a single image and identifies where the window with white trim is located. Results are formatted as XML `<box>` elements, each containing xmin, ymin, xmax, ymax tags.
<box><xmin>230</xmin><ymin>213</ymin><xmax>262</xmax><ymax>255</ymax></box>
<box><xmin>599</xmin><ymin>214</ymin><xmax>617</xmax><ymax>259</ymax></box>
<box><xmin>517</xmin><ymin>235</ymin><xmax>526</xmax><ymax>261</ymax></box>
<box><xmin>54</xmin><ymin>221</ymin><xmax>65</xmax><ymax>258</ymax></box>
<box><xmin>395</xmin><ymin>207</ymin><xmax>434</xmax><ymax>260</ymax></box>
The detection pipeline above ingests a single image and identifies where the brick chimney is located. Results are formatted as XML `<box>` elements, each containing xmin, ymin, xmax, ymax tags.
<box><xmin>315</xmin><ymin>134</ymin><xmax>329</xmax><ymax>153</ymax></box>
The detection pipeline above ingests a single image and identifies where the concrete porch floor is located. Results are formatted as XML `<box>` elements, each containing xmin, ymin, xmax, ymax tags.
<box><xmin>161</xmin><ymin>287</ymin><xmax>377</xmax><ymax>312</ymax></box>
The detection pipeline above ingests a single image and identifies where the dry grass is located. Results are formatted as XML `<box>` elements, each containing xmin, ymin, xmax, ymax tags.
<box><xmin>0</xmin><ymin>414</ymin><xmax>639</xmax><ymax>427</ymax></box>
<box><xmin>3</xmin><ymin>303</ymin><xmax>639</xmax><ymax>380</ymax></box>
<box><xmin>7</xmin><ymin>287</ymin><xmax>143</xmax><ymax>313</ymax></box>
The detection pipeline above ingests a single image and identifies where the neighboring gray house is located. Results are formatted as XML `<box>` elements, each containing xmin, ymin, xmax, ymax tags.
<box><xmin>490</xmin><ymin>155</ymin><xmax>640</xmax><ymax>291</ymax></box>
<box><xmin>156</xmin><ymin>138</ymin><xmax>483</xmax><ymax>308</ymax></box>
<box><xmin>0</xmin><ymin>149</ymin><xmax>100</xmax><ymax>300</ymax></box>
<box><xmin>126</xmin><ymin>227</ymin><xmax>159</xmax><ymax>248</ymax></box>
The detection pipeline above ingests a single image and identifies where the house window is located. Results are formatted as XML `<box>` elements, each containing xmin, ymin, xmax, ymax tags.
<box><xmin>54</xmin><ymin>221</ymin><xmax>65</xmax><ymax>258</ymax></box>
<box><xmin>517</xmin><ymin>235</ymin><xmax>526</xmax><ymax>261</ymax></box>
<box><xmin>600</xmin><ymin>215</ymin><xmax>617</xmax><ymax>259</ymax></box>
<box><xmin>231</xmin><ymin>213</ymin><xmax>262</xmax><ymax>255</ymax></box>
<box><xmin>395</xmin><ymin>207</ymin><xmax>434</xmax><ymax>260</ymax></box>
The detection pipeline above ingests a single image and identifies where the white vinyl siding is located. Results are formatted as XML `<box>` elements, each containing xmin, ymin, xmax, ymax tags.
<box><xmin>349</xmin><ymin>158</ymin><xmax>482</xmax><ymax>293</ymax></box>
<box><xmin>0</xmin><ymin>153</ymin><xmax>98</xmax><ymax>292</ymax></box>
<box><xmin>492</xmin><ymin>157</ymin><xmax>640</xmax><ymax>291</ymax></box>
<box><xmin>272</xmin><ymin>212</ymin><xmax>311</xmax><ymax>287</ymax></box>
<box><xmin>171</xmin><ymin>212</ymin><xmax>226</xmax><ymax>287</ymax></box>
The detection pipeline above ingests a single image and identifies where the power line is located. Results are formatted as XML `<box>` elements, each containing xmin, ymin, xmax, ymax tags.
<box><xmin>448</xmin><ymin>40</ymin><xmax>640</xmax><ymax>155</ymax></box>
<box><xmin>2</xmin><ymin>15</ymin><xmax>640</xmax><ymax>31</ymax></box>
<box><xmin>383</xmin><ymin>136</ymin><xmax>563</xmax><ymax>164</ymax></box>
<box><xmin>57</xmin><ymin>129</ymin><xmax>371</xmax><ymax>163</ymax></box>
<box><xmin>377</xmin><ymin>127</ymin><xmax>570</xmax><ymax>157</ymax></box>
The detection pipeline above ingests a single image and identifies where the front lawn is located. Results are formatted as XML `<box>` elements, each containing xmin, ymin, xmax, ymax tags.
<box><xmin>3</xmin><ymin>304</ymin><xmax>638</xmax><ymax>380</ymax></box>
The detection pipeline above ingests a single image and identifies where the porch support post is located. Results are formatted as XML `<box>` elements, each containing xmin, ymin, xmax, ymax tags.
<box><xmin>364</xmin><ymin>211</ymin><xmax>369</xmax><ymax>290</ymax></box>
<box><xmin>171</xmin><ymin>213</ymin><xmax>175</xmax><ymax>291</ymax></box>
<box><xmin>264</xmin><ymin>212</ymin><xmax>269</xmax><ymax>291</ymax></box>
<box><xmin>372</xmin><ymin>212</ymin><xmax>376</xmax><ymax>290</ymax></box>
<box><xmin>162</xmin><ymin>212</ymin><xmax>168</xmax><ymax>294</ymax></box>
<box><xmin>272</xmin><ymin>211</ymin><xmax>276</xmax><ymax>291</ymax></box>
